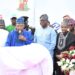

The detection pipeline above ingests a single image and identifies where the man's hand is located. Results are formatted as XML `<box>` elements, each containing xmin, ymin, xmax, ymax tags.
<box><xmin>19</xmin><ymin>35</ymin><xmax>27</xmax><ymax>41</ymax></box>
<box><xmin>61</xmin><ymin>51</ymin><xmax>68</xmax><ymax>54</ymax></box>
<box><xmin>56</xmin><ymin>54</ymin><xmax>63</xmax><ymax>59</ymax></box>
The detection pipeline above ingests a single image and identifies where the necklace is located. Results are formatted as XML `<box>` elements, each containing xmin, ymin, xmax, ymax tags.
<box><xmin>57</xmin><ymin>32</ymin><xmax>69</xmax><ymax>50</ymax></box>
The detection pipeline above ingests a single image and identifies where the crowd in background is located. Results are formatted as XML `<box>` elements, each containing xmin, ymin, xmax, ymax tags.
<box><xmin>0</xmin><ymin>14</ymin><xmax>75</xmax><ymax>75</ymax></box>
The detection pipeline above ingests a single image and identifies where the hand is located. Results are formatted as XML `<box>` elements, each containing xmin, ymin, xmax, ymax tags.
<box><xmin>61</xmin><ymin>51</ymin><xmax>69</xmax><ymax>58</ymax></box>
<box><xmin>19</xmin><ymin>35</ymin><xmax>27</xmax><ymax>41</ymax></box>
<box><xmin>61</xmin><ymin>51</ymin><xmax>68</xmax><ymax>54</ymax></box>
<box><xmin>56</xmin><ymin>54</ymin><xmax>63</xmax><ymax>59</ymax></box>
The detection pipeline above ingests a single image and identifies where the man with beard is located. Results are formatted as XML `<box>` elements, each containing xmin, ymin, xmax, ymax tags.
<box><xmin>54</xmin><ymin>19</ymin><xmax>75</xmax><ymax>75</ymax></box>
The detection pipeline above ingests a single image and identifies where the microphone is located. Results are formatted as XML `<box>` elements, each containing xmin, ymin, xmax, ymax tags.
<box><xmin>18</xmin><ymin>30</ymin><xmax>22</xmax><ymax>35</ymax></box>
<box><xmin>18</xmin><ymin>30</ymin><xmax>22</xmax><ymax>40</ymax></box>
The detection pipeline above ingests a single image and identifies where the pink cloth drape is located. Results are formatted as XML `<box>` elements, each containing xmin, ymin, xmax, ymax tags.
<box><xmin>70</xmin><ymin>71</ymin><xmax>75</xmax><ymax>75</ymax></box>
<box><xmin>0</xmin><ymin>43</ymin><xmax>53</xmax><ymax>75</ymax></box>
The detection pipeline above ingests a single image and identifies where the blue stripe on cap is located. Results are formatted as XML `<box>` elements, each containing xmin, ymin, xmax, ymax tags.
<box><xmin>16</xmin><ymin>17</ymin><xmax>24</xmax><ymax>24</ymax></box>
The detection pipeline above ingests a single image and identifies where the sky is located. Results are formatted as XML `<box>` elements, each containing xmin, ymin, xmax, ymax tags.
<box><xmin>0</xmin><ymin>0</ymin><xmax>75</xmax><ymax>28</ymax></box>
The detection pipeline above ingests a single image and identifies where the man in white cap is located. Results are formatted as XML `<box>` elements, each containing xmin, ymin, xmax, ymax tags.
<box><xmin>34</xmin><ymin>14</ymin><xmax>57</xmax><ymax>58</ymax></box>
